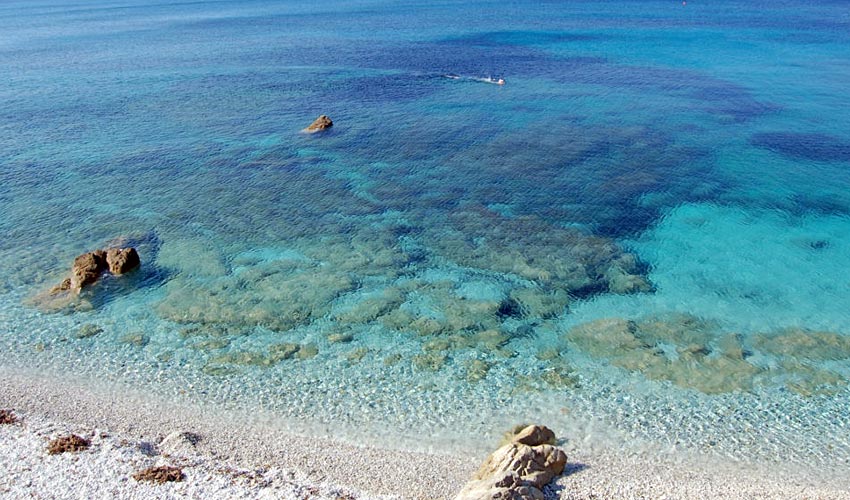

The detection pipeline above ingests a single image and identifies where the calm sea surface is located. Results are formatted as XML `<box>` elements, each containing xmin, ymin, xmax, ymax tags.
<box><xmin>2</xmin><ymin>0</ymin><xmax>850</xmax><ymax>484</ymax></box>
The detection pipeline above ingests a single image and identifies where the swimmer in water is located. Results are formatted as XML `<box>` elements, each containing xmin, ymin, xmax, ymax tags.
<box><xmin>497</xmin><ymin>78</ymin><xmax>505</xmax><ymax>85</ymax></box>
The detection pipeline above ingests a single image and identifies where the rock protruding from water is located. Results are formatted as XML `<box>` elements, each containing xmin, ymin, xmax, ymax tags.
<box><xmin>54</xmin><ymin>247</ymin><xmax>140</xmax><ymax>294</ymax></box>
<box><xmin>455</xmin><ymin>424</ymin><xmax>567</xmax><ymax>500</ymax></box>
<box><xmin>304</xmin><ymin>114</ymin><xmax>333</xmax><ymax>133</ymax></box>
<box><xmin>106</xmin><ymin>247</ymin><xmax>141</xmax><ymax>275</ymax></box>
<box><xmin>70</xmin><ymin>250</ymin><xmax>107</xmax><ymax>291</ymax></box>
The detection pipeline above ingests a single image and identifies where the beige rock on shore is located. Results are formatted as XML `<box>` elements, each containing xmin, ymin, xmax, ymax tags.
<box><xmin>456</xmin><ymin>425</ymin><xmax>567</xmax><ymax>500</ymax></box>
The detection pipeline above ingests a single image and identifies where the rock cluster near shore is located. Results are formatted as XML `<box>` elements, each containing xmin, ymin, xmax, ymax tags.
<box><xmin>456</xmin><ymin>424</ymin><xmax>567</xmax><ymax>500</ymax></box>
<box><xmin>0</xmin><ymin>410</ymin><xmax>375</xmax><ymax>499</ymax></box>
<box><xmin>27</xmin><ymin>246</ymin><xmax>141</xmax><ymax>313</ymax></box>
<box><xmin>51</xmin><ymin>247</ymin><xmax>140</xmax><ymax>294</ymax></box>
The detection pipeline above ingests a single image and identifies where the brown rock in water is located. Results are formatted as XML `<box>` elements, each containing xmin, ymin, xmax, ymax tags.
<box><xmin>106</xmin><ymin>247</ymin><xmax>140</xmax><ymax>275</ymax></box>
<box><xmin>304</xmin><ymin>114</ymin><xmax>333</xmax><ymax>132</ymax></box>
<box><xmin>47</xmin><ymin>434</ymin><xmax>91</xmax><ymax>454</ymax></box>
<box><xmin>456</xmin><ymin>425</ymin><xmax>567</xmax><ymax>500</ymax></box>
<box><xmin>0</xmin><ymin>409</ymin><xmax>19</xmax><ymax>425</ymax></box>
<box><xmin>47</xmin><ymin>245</ymin><xmax>141</xmax><ymax>298</ymax></box>
<box><xmin>132</xmin><ymin>465</ymin><xmax>185</xmax><ymax>483</ymax></box>
<box><xmin>70</xmin><ymin>250</ymin><xmax>107</xmax><ymax>291</ymax></box>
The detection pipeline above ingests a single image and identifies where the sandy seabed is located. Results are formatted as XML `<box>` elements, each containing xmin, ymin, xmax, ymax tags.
<box><xmin>1</xmin><ymin>366</ymin><xmax>848</xmax><ymax>500</ymax></box>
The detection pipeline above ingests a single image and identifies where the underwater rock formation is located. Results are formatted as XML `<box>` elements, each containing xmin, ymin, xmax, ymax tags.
<box><xmin>303</xmin><ymin>114</ymin><xmax>333</xmax><ymax>133</ymax></box>
<box><xmin>157</xmin><ymin>260</ymin><xmax>355</xmax><ymax>331</ymax></box>
<box><xmin>425</xmin><ymin>207</ymin><xmax>650</xmax><ymax>298</ymax></box>
<box><xmin>155</xmin><ymin>223</ymin><xmax>418</xmax><ymax>331</ymax></box>
<box><xmin>455</xmin><ymin>424</ymin><xmax>566</xmax><ymax>500</ymax></box>
<box><xmin>565</xmin><ymin>314</ymin><xmax>850</xmax><ymax>395</ymax></box>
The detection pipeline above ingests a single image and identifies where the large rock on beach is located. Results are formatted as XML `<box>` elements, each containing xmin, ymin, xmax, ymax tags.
<box><xmin>304</xmin><ymin>114</ymin><xmax>333</xmax><ymax>133</ymax></box>
<box><xmin>456</xmin><ymin>425</ymin><xmax>567</xmax><ymax>500</ymax></box>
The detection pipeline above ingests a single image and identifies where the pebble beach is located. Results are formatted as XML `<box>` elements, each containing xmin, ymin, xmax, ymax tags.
<box><xmin>3</xmin><ymin>367</ymin><xmax>849</xmax><ymax>499</ymax></box>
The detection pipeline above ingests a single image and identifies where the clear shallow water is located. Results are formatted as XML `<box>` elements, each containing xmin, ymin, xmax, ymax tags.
<box><xmin>2</xmin><ymin>0</ymin><xmax>850</xmax><ymax>483</ymax></box>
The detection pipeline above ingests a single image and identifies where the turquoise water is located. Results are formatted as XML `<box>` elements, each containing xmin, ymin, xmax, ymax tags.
<box><xmin>3</xmin><ymin>0</ymin><xmax>850</xmax><ymax>484</ymax></box>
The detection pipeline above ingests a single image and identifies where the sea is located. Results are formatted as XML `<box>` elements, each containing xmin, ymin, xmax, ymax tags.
<box><xmin>2</xmin><ymin>0</ymin><xmax>850</xmax><ymax>487</ymax></box>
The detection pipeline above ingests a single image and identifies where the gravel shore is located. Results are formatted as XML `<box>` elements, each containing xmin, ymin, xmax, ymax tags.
<box><xmin>2</xmin><ymin>367</ymin><xmax>848</xmax><ymax>500</ymax></box>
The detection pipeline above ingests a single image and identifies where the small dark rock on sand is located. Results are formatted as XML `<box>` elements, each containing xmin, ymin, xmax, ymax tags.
<box><xmin>47</xmin><ymin>434</ymin><xmax>91</xmax><ymax>455</ymax></box>
<box><xmin>0</xmin><ymin>409</ymin><xmax>18</xmax><ymax>425</ymax></box>
<box><xmin>133</xmin><ymin>465</ymin><xmax>185</xmax><ymax>484</ymax></box>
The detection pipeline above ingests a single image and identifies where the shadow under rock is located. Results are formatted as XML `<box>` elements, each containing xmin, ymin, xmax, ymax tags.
<box><xmin>544</xmin><ymin>463</ymin><xmax>590</xmax><ymax>499</ymax></box>
<box><xmin>563</xmin><ymin>462</ymin><xmax>590</xmax><ymax>476</ymax></box>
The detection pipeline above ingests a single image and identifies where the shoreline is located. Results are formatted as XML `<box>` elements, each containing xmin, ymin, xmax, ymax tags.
<box><xmin>3</xmin><ymin>367</ymin><xmax>849</xmax><ymax>499</ymax></box>
<box><xmin>0</xmin><ymin>367</ymin><xmax>473</xmax><ymax>499</ymax></box>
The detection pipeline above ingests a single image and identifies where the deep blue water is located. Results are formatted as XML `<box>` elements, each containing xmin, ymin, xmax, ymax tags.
<box><xmin>2</xmin><ymin>0</ymin><xmax>850</xmax><ymax>484</ymax></box>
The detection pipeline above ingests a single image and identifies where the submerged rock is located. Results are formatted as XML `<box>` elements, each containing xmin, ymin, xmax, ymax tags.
<box><xmin>565</xmin><ymin>314</ymin><xmax>850</xmax><ymax>395</ymax></box>
<box><xmin>465</xmin><ymin>359</ymin><xmax>493</xmax><ymax>383</ymax></box>
<box><xmin>412</xmin><ymin>351</ymin><xmax>448</xmax><ymax>371</ymax></box>
<box><xmin>75</xmin><ymin>323</ymin><xmax>103</xmax><ymax>339</ymax></box>
<box><xmin>269</xmin><ymin>342</ymin><xmax>300</xmax><ymax>362</ymax></box>
<box><xmin>156</xmin><ymin>261</ymin><xmax>355</xmax><ymax>332</ymax></box>
<box><xmin>752</xmin><ymin>328</ymin><xmax>850</xmax><ymax>361</ymax></box>
<box><xmin>296</xmin><ymin>343</ymin><xmax>319</xmax><ymax>359</ymax></box>
<box><xmin>505</xmin><ymin>288</ymin><xmax>570</xmax><ymax>319</ymax></box>
<box><xmin>328</xmin><ymin>332</ymin><xmax>355</xmax><ymax>344</ymax></box>
<box><xmin>456</xmin><ymin>424</ymin><xmax>566</xmax><ymax>500</ymax></box>
<box><xmin>304</xmin><ymin>114</ymin><xmax>333</xmax><ymax>133</ymax></box>
<box><xmin>425</xmin><ymin>207</ymin><xmax>651</xmax><ymax>298</ymax></box>
<box><xmin>156</xmin><ymin>238</ymin><xmax>227</xmax><ymax>278</ymax></box>
<box><xmin>346</xmin><ymin>346</ymin><xmax>370</xmax><ymax>363</ymax></box>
